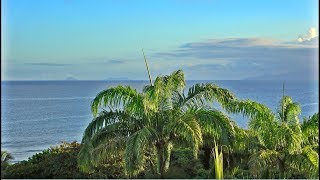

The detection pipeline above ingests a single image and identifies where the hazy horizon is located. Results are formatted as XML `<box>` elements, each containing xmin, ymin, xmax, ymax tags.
<box><xmin>1</xmin><ymin>79</ymin><xmax>319</xmax><ymax>82</ymax></box>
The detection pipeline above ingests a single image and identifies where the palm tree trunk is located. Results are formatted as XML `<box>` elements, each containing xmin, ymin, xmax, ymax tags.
<box><xmin>156</xmin><ymin>142</ymin><xmax>171</xmax><ymax>178</ymax></box>
<box><xmin>157</xmin><ymin>150</ymin><xmax>164</xmax><ymax>178</ymax></box>
<box><xmin>157</xmin><ymin>147</ymin><xmax>166</xmax><ymax>178</ymax></box>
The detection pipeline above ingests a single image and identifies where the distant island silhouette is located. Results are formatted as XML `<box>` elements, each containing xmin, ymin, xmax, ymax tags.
<box><xmin>65</xmin><ymin>77</ymin><xmax>78</xmax><ymax>81</ymax></box>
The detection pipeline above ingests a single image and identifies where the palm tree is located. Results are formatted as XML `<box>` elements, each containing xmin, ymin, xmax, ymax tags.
<box><xmin>1</xmin><ymin>151</ymin><xmax>13</xmax><ymax>178</ymax></box>
<box><xmin>298</xmin><ymin>113</ymin><xmax>319</xmax><ymax>177</ymax></box>
<box><xmin>78</xmin><ymin>70</ymin><xmax>236</xmax><ymax>178</ymax></box>
<box><xmin>225</xmin><ymin>95</ymin><xmax>319</xmax><ymax>178</ymax></box>
<box><xmin>1</xmin><ymin>151</ymin><xmax>13</xmax><ymax>166</ymax></box>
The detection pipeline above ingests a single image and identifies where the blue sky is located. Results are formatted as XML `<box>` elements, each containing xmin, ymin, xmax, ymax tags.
<box><xmin>1</xmin><ymin>0</ymin><xmax>318</xmax><ymax>80</ymax></box>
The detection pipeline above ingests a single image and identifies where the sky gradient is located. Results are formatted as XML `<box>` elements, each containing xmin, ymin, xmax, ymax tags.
<box><xmin>1</xmin><ymin>0</ymin><xmax>319</xmax><ymax>80</ymax></box>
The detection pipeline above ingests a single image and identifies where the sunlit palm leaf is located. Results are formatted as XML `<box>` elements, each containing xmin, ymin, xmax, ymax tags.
<box><xmin>91</xmin><ymin>85</ymin><xmax>143</xmax><ymax>116</ymax></box>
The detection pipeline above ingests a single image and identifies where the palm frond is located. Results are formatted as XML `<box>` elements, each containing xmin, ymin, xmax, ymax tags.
<box><xmin>166</xmin><ymin>117</ymin><xmax>203</xmax><ymax>157</ymax></box>
<box><xmin>78</xmin><ymin>120</ymin><xmax>129</xmax><ymax>172</ymax></box>
<box><xmin>182</xmin><ymin>83</ymin><xmax>235</xmax><ymax>110</ymax></box>
<box><xmin>225</xmin><ymin>99</ymin><xmax>274</xmax><ymax>123</ymax></box>
<box><xmin>283</xmin><ymin>103</ymin><xmax>301</xmax><ymax>124</ymax></box>
<box><xmin>195</xmin><ymin>108</ymin><xmax>235</xmax><ymax>146</ymax></box>
<box><xmin>1</xmin><ymin>151</ymin><xmax>13</xmax><ymax>163</ymax></box>
<box><xmin>91</xmin><ymin>85</ymin><xmax>142</xmax><ymax>116</ymax></box>
<box><xmin>90</xmin><ymin>122</ymin><xmax>128</xmax><ymax>147</ymax></box>
<box><xmin>91</xmin><ymin>135</ymin><xmax>127</xmax><ymax>167</ymax></box>
<box><xmin>301</xmin><ymin>113</ymin><xmax>319</xmax><ymax>147</ymax></box>
<box><xmin>125</xmin><ymin>126</ymin><xmax>158</xmax><ymax>176</ymax></box>
<box><xmin>231</xmin><ymin>127</ymin><xmax>262</xmax><ymax>154</ymax></box>
<box><xmin>286</xmin><ymin>145</ymin><xmax>319</xmax><ymax>178</ymax></box>
<box><xmin>277</xmin><ymin>96</ymin><xmax>294</xmax><ymax>121</ymax></box>
<box><xmin>81</xmin><ymin>110</ymin><xmax>129</xmax><ymax>142</ymax></box>
<box><xmin>302</xmin><ymin>145</ymin><xmax>319</xmax><ymax>169</ymax></box>
<box><xmin>276</xmin><ymin>123</ymin><xmax>302</xmax><ymax>153</ymax></box>
<box><xmin>248</xmin><ymin>150</ymin><xmax>279</xmax><ymax>177</ymax></box>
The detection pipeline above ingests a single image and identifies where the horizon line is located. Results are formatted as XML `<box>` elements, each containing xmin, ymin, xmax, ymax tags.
<box><xmin>1</xmin><ymin>79</ymin><xmax>319</xmax><ymax>82</ymax></box>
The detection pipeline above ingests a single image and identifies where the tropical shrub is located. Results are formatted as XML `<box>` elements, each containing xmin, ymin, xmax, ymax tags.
<box><xmin>4</xmin><ymin>142</ymin><xmax>86</xmax><ymax>179</ymax></box>
<box><xmin>3</xmin><ymin>141</ymin><xmax>123</xmax><ymax>179</ymax></box>
<box><xmin>165</xmin><ymin>148</ymin><xmax>208</xmax><ymax>178</ymax></box>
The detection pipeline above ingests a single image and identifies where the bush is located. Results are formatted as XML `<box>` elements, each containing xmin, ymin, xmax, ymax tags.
<box><xmin>164</xmin><ymin>148</ymin><xmax>208</xmax><ymax>179</ymax></box>
<box><xmin>3</xmin><ymin>141</ymin><xmax>112</xmax><ymax>179</ymax></box>
<box><xmin>5</xmin><ymin>142</ymin><xmax>85</xmax><ymax>178</ymax></box>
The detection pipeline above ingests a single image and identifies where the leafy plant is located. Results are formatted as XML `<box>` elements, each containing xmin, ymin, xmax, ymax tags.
<box><xmin>1</xmin><ymin>151</ymin><xmax>14</xmax><ymax>178</ymax></box>
<box><xmin>225</xmin><ymin>95</ymin><xmax>319</xmax><ymax>178</ymax></box>
<box><xmin>3</xmin><ymin>141</ymin><xmax>122</xmax><ymax>179</ymax></box>
<box><xmin>78</xmin><ymin>70</ymin><xmax>236</xmax><ymax>178</ymax></box>
<box><xmin>165</xmin><ymin>148</ymin><xmax>208</xmax><ymax>178</ymax></box>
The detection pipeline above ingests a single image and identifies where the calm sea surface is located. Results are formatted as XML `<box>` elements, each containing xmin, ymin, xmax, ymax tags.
<box><xmin>1</xmin><ymin>80</ymin><xmax>319</xmax><ymax>162</ymax></box>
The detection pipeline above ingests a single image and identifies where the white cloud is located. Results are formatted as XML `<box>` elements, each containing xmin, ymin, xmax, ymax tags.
<box><xmin>297</xmin><ymin>27</ymin><xmax>318</xmax><ymax>42</ymax></box>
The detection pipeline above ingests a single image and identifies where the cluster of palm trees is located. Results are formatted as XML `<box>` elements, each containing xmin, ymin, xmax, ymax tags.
<box><xmin>225</xmin><ymin>94</ymin><xmax>318</xmax><ymax>178</ymax></box>
<box><xmin>78</xmin><ymin>70</ymin><xmax>318</xmax><ymax>178</ymax></box>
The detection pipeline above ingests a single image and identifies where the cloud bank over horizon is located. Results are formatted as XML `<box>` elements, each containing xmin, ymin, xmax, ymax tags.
<box><xmin>151</xmin><ymin>28</ymin><xmax>318</xmax><ymax>81</ymax></box>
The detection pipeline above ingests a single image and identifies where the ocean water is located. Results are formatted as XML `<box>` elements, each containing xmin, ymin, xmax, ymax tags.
<box><xmin>1</xmin><ymin>80</ymin><xmax>319</xmax><ymax>162</ymax></box>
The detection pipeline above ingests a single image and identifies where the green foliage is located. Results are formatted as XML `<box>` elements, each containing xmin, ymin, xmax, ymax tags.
<box><xmin>1</xmin><ymin>151</ymin><xmax>14</xmax><ymax>178</ymax></box>
<box><xmin>3</xmin><ymin>142</ymin><xmax>125</xmax><ymax>179</ymax></box>
<box><xmin>301</xmin><ymin>113</ymin><xmax>319</xmax><ymax>149</ymax></box>
<box><xmin>227</xmin><ymin>94</ymin><xmax>319</xmax><ymax>179</ymax></box>
<box><xmin>79</xmin><ymin>70</ymin><xmax>236</xmax><ymax>178</ymax></box>
<box><xmin>4</xmin><ymin>142</ymin><xmax>84</xmax><ymax>178</ymax></box>
<box><xmin>165</xmin><ymin>148</ymin><xmax>208</xmax><ymax>179</ymax></box>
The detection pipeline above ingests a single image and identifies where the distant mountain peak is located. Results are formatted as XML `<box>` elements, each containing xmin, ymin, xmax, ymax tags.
<box><xmin>65</xmin><ymin>77</ymin><xmax>78</xmax><ymax>81</ymax></box>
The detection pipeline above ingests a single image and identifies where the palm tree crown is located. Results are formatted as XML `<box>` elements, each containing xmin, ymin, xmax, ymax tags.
<box><xmin>78</xmin><ymin>70</ymin><xmax>236</xmax><ymax>177</ymax></box>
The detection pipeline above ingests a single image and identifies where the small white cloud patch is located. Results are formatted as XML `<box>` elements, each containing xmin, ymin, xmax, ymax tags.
<box><xmin>297</xmin><ymin>27</ymin><xmax>318</xmax><ymax>42</ymax></box>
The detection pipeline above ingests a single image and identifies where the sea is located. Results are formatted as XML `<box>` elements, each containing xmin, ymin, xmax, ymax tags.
<box><xmin>1</xmin><ymin>80</ymin><xmax>319</xmax><ymax>163</ymax></box>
